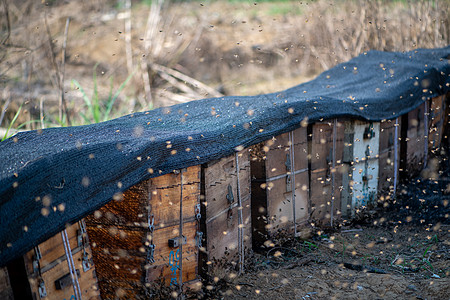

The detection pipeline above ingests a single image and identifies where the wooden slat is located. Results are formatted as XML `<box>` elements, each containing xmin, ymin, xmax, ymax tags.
<box><xmin>265</xmin><ymin>172</ymin><xmax>308</xmax><ymax>234</ymax></box>
<box><xmin>429</xmin><ymin>96</ymin><xmax>445</xmax><ymax>151</ymax></box>
<box><xmin>86</xmin><ymin>165</ymin><xmax>201</xmax><ymax>298</ymax></box>
<box><xmin>310</xmin><ymin>121</ymin><xmax>344</xmax><ymax>224</ymax></box>
<box><xmin>203</xmin><ymin>150</ymin><xmax>252</xmax><ymax>267</ymax></box>
<box><xmin>405</xmin><ymin>103</ymin><xmax>426</xmax><ymax>177</ymax></box>
<box><xmin>0</xmin><ymin>267</ymin><xmax>13</xmax><ymax>300</ymax></box>
<box><xmin>26</xmin><ymin>245</ymin><xmax>100</xmax><ymax>300</ymax></box>
<box><xmin>146</xmin><ymin>222</ymin><xmax>198</xmax><ymax>284</ymax></box>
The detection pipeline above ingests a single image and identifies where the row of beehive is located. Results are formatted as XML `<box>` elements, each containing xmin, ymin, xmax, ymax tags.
<box><xmin>1</xmin><ymin>95</ymin><xmax>447</xmax><ymax>299</ymax></box>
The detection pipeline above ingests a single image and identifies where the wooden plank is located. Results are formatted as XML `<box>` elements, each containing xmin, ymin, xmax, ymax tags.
<box><xmin>341</xmin><ymin>120</ymin><xmax>380</xmax><ymax>213</ymax></box>
<box><xmin>378</xmin><ymin>151</ymin><xmax>396</xmax><ymax>198</ymax></box>
<box><xmin>378</xmin><ymin>119</ymin><xmax>400</xmax><ymax>200</ymax></box>
<box><xmin>310</xmin><ymin>121</ymin><xmax>344</xmax><ymax>224</ymax></box>
<box><xmin>26</xmin><ymin>245</ymin><xmax>100</xmax><ymax>300</ymax></box>
<box><xmin>204</xmin><ymin>150</ymin><xmax>250</xmax><ymax>221</ymax></box>
<box><xmin>203</xmin><ymin>150</ymin><xmax>252</xmax><ymax>268</ymax></box>
<box><xmin>146</xmin><ymin>222</ymin><xmax>198</xmax><ymax>285</ymax></box>
<box><xmin>265</xmin><ymin>172</ymin><xmax>308</xmax><ymax>235</ymax></box>
<box><xmin>405</xmin><ymin>103</ymin><xmax>426</xmax><ymax>177</ymax></box>
<box><xmin>0</xmin><ymin>267</ymin><xmax>13</xmax><ymax>300</ymax></box>
<box><xmin>21</xmin><ymin>222</ymin><xmax>100</xmax><ymax>300</ymax></box>
<box><xmin>264</xmin><ymin>127</ymin><xmax>308</xmax><ymax>178</ymax></box>
<box><xmin>86</xmin><ymin>165</ymin><xmax>201</xmax><ymax>298</ymax></box>
<box><xmin>429</xmin><ymin>96</ymin><xmax>445</xmax><ymax>151</ymax></box>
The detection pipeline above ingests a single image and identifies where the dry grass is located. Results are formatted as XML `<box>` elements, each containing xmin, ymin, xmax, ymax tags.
<box><xmin>0</xmin><ymin>0</ymin><xmax>448</xmax><ymax>128</ymax></box>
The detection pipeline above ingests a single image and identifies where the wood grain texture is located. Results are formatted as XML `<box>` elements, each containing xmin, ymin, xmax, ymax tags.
<box><xmin>86</xmin><ymin>166</ymin><xmax>200</xmax><ymax>298</ymax></box>
<box><xmin>429</xmin><ymin>96</ymin><xmax>445</xmax><ymax>151</ymax></box>
<box><xmin>310</xmin><ymin>121</ymin><xmax>344</xmax><ymax>224</ymax></box>
<box><xmin>405</xmin><ymin>103</ymin><xmax>426</xmax><ymax>177</ymax></box>
<box><xmin>203</xmin><ymin>150</ymin><xmax>252</xmax><ymax>266</ymax></box>
<box><xmin>23</xmin><ymin>222</ymin><xmax>100</xmax><ymax>300</ymax></box>
<box><xmin>0</xmin><ymin>267</ymin><xmax>13</xmax><ymax>300</ymax></box>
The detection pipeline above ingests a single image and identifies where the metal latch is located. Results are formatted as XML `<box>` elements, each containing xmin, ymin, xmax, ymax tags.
<box><xmin>168</xmin><ymin>236</ymin><xmax>187</xmax><ymax>248</ymax></box>
<box><xmin>33</xmin><ymin>246</ymin><xmax>42</xmax><ymax>275</ymax></box>
<box><xmin>148</xmin><ymin>214</ymin><xmax>155</xmax><ymax>232</ymax></box>
<box><xmin>226</xmin><ymin>185</ymin><xmax>234</xmax><ymax>204</ymax></box>
<box><xmin>363</xmin><ymin>123</ymin><xmax>375</xmax><ymax>139</ymax></box>
<box><xmin>195</xmin><ymin>231</ymin><xmax>203</xmax><ymax>248</ymax></box>
<box><xmin>82</xmin><ymin>249</ymin><xmax>91</xmax><ymax>272</ymax></box>
<box><xmin>54</xmin><ymin>269</ymin><xmax>80</xmax><ymax>290</ymax></box>
<box><xmin>285</xmin><ymin>153</ymin><xmax>291</xmax><ymax>172</ymax></box>
<box><xmin>147</xmin><ymin>244</ymin><xmax>155</xmax><ymax>264</ymax></box>
<box><xmin>195</xmin><ymin>204</ymin><xmax>201</xmax><ymax>221</ymax></box>
<box><xmin>286</xmin><ymin>174</ymin><xmax>292</xmax><ymax>192</ymax></box>
<box><xmin>38</xmin><ymin>280</ymin><xmax>47</xmax><ymax>299</ymax></box>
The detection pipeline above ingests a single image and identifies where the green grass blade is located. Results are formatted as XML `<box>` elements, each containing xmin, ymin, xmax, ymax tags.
<box><xmin>2</xmin><ymin>104</ymin><xmax>22</xmax><ymax>141</ymax></box>
<box><xmin>104</xmin><ymin>71</ymin><xmax>134</xmax><ymax>122</ymax></box>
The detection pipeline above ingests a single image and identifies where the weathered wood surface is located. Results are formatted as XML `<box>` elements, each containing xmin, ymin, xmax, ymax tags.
<box><xmin>378</xmin><ymin>119</ymin><xmax>400</xmax><ymax>199</ymax></box>
<box><xmin>0</xmin><ymin>267</ymin><xmax>13</xmax><ymax>300</ymax></box>
<box><xmin>404</xmin><ymin>103</ymin><xmax>426</xmax><ymax>177</ymax></box>
<box><xmin>203</xmin><ymin>150</ymin><xmax>252</xmax><ymax>265</ymax></box>
<box><xmin>428</xmin><ymin>95</ymin><xmax>446</xmax><ymax>152</ymax></box>
<box><xmin>23</xmin><ymin>222</ymin><xmax>100</xmax><ymax>300</ymax></box>
<box><xmin>251</xmin><ymin>127</ymin><xmax>309</xmax><ymax>243</ymax></box>
<box><xmin>341</xmin><ymin>120</ymin><xmax>380</xmax><ymax>215</ymax></box>
<box><xmin>310</xmin><ymin>121</ymin><xmax>344</xmax><ymax>223</ymax></box>
<box><xmin>86</xmin><ymin>166</ymin><xmax>201</xmax><ymax>298</ymax></box>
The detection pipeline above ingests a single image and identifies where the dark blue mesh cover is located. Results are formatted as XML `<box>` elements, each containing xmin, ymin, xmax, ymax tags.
<box><xmin>1</xmin><ymin>47</ymin><xmax>449</xmax><ymax>266</ymax></box>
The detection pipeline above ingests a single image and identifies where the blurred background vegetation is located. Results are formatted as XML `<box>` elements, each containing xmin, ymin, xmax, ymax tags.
<box><xmin>0</xmin><ymin>0</ymin><xmax>448</xmax><ymax>133</ymax></box>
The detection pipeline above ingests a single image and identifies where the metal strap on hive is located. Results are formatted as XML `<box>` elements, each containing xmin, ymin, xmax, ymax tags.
<box><xmin>77</xmin><ymin>220</ymin><xmax>91</xmax><ymax>272</ymax></box>
<box><xmin>235</xmin><ymin>152</ymin><xmax>244</xmax><ymax>275</ymax></box>
<box><xmin>61</xmin><ymin>229</ymin><xmax>82</xmax><ymax>300</ymax></box>
<box><xmin>330</xmin><ymin>118</ymin><xmax>337</xmax><ymax>227</ymax></box>
<box><xmin>393</xmin><ymin>118</ymin><xmax>399</xmax><ymax>197</ymax></box>
<box><xmin>424</xmin><ymin>100</ymin><xmax>429</xmax><ymax>168</ymax></box>
<box><xmin>178</xmin><ymin>168</ymin><xmax>184</xmax><ymax>294</ymax></box>
<box><xmin>288</xmin><ymin>131</ymin><xmax>297</xmax><ymax>237</ymax></box>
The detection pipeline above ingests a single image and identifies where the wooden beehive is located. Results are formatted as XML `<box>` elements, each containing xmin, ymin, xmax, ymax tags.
<box><xmin>201</xmin><ymin>150</ymin><xmax>251</xmax><ymax>273</ymax></box>
<box><xmin>250</xmin><ymin>127</ymin><xmax>309</xmax><ymax>246</ymax></box>
<box><xmin>85</xmin><ymin>166</ymin><xmax>201</xmax><ymax>299</ymax></box>
<box><xmin>399</xmin><ymin>102</ymin><xmax>426</xmax><ymax>179</ymax></box>
<box><xmin>4</xmin><ymin>222</ymin><xmax>100</xmax><ymax>300</ymax></box>
<box><xmin>428</xmin><ymin>95</ymin><xmax>446</xmax><ymax>153</ymax></box>
<box><xmin>341</xmin><ymin>120</ymin><xmax>380</xmax><ymax>217</ymax></box>
<box><xmin>309</xmin><ymin>120</ymin><xmax>344</xmax><ymax>225</ymax></box>
<box><xmin>378</xmin><ymin>118</ymin><xmax>401</xmax><ymax>201</ymax></box>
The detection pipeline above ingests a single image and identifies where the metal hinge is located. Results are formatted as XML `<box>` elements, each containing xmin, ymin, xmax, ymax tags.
<box><xmin>195</xmin><ymin>231</ymin><xmax>203</xmax><ymax>248</ymax></box>
<box><xmin>148</xmin><ymin>214</ymin><xmax>155</xmax><ymax>233</ymax></box>
<box><xmin>33</xmin><ymin>246</ymin><xmax>42</xmax><ymax>275</ymax></box>
<box><xmin>147</xmin><ymin>244</ymin><xmax>155</xmax><ymax>264</ymax></box>
<box><xmin>82</xmin><ymin>249</ymin><xmax>91</xmax><ymax>272</ymax></box>
<box><xmin>285</xmin><ymin>153</ymin><xmax>291</xmax><ymax>172</ymax></box>
<box><xmin>38</xmin><ymin>279</ymin><xmax>47</xmax><ymax>299</ymax></box>
<box><xmin>286</xmin><ymin>174</ymin><xmax>292</xmax><ymax>192</ymax></box>
<box><xmin>226</xmin><ymin>185</ymin><xmax>234</xmax><ymax>205</ymax></box>
<box><xmin>195</xmin><ymin>204</ymin><xmax>201</xmax><ymax>221</ymax></box>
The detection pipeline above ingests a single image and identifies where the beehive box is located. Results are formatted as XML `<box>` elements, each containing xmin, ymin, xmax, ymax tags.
<box><xmin>428</xmin><ymin>95</ymin><xmax>446</xmax><ymax>153</ymax></box>
<box><xmin>201</xmin><ymin>150</ymin><xmax>251</xmax><ymax>273</ymax></box>
<box><xmin>341</xmin><ymin>120</ymin><xmax>380</xmax><ymax>217</ymax></box>
<box><xmin>400</xmin><ymin>102</ymin><xmax>426</xmax><ymax>179</ymax></box>
<box><xmin>85</xmin><ymin>166</ymin><xmax>201</xmax><ymax>299</ymax></box>
<box><xmin>378</xmin><ymin>118</ymin><xmax>401</xmax><ymax>200</ymax></box>
<box><xmin>4</xmin><ymin>222</ymin><xmax>100</xmax><ymax>300</ymax></box>
<box><xmin>309</xmin><ymin>120</ymin><xmax>344</xmax><ymax>225</ymax></box>
<box><xmin>250</xmin><ymin>127</ymin><xmax>309</xmax><ymax>246</ymax></box>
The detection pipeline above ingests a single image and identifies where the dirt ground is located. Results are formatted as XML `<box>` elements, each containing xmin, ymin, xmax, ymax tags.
<box><xmin>194</xmin><ymin>166</ymin><xmax>450</xmax><ymax>300</ymax></box>
<box><xmin>209</xmin><ymin>224</ymin><xmax>449</xmax><ymax>300</ymax></box>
